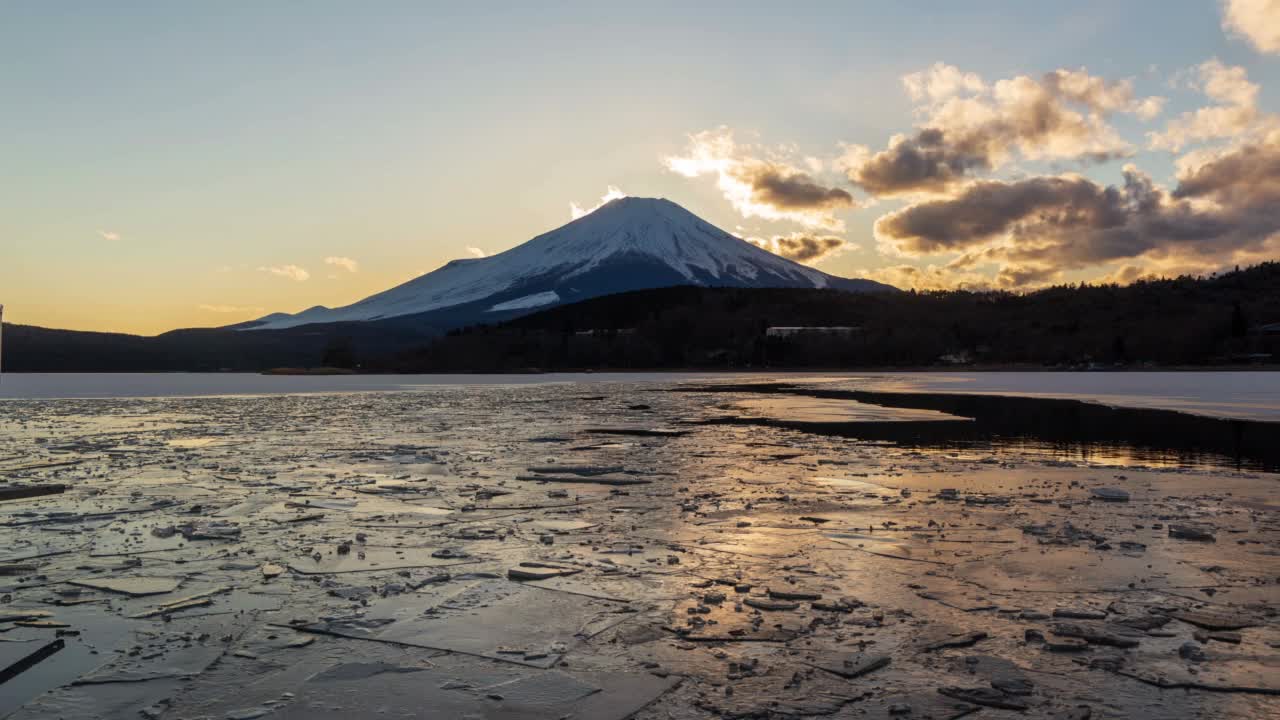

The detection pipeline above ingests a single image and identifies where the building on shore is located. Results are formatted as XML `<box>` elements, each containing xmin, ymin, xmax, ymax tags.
<box><xmin>764</xmin><ymin>326</ymin><xmax>860</xmax><ymax>338</ymax></box>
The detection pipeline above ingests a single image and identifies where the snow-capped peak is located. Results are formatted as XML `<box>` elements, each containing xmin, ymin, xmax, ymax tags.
<box><xmin>246</xmin><ymin>197</ymin><xmax>890</xmax><ymax>330</ymax></box>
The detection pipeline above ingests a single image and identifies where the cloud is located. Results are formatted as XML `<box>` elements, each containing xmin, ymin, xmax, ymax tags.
<box><xmin>324</xmin><ymin>256</ymin><xmax>359</xmax><ymax>273</ymax></box>
<box><xmin>1041</xmin><ymin>68</ymin><xmax>1164</xmax><ymax>118</ymax></box>
<box><xmin>257</xmin><ymin>264</ymin><xmax>310</xmax><ymax>282</ymax></box>
<box><xmin>665</xmin><ymin>128</ymin><xmax>853</xmax><ymax>229</ymax></box>
<box><xmin>1094</xmin><ymin>264</ymin><xmax>1157</xmax><ymax>285</ymax></box>
<box><xmin>1221</xmin><ymin>0</ymin><xmax>1280</xmax><ymax>53</ymax></box>
<box><xmin>844</xmin><ymin>64</ymin><xmax>1163</xmax><ymax>197</ymax></box>
<box><xmin>198</xmin><ymin>304</ymin><xmax>265</xmax><ymax>314</ymax></box>
<box><xmin>1149</xmin><ymin>60</ymin><xmax>1260</xmax><ymax>150</ymax></box>
<box><xmin>903</xmin><ymin>62</ymin><xmax>987</xmax><ymax>103</ymax></box>
<box><xmin>658</xmin><ymin>59</ymin><xmax>1270</xmax><ymax>291</ymax></box>
<box><xmin>466</xmin><ymin>247</ymin><xmax>488</xmax><ymax>258</ymax></box>
<box><xmin>748</xmin><ymin>167</ymin><xmax>854</xmax><ymax>211</ymax></box>
<box><xmin>841</xmin><ymin>129</ymin><xmax>993</xmax><ymax>197</ymax></box>
<box><xmin>98</xmin><ymin>230</ymin><xmax>120</xmax><ymax>241</ymax></box>
<box><xmin>570</xmin><ymin>186</ymin><xmax>628</xmax><ymax>220</ymax></box>
<box><xmin>1172</xmin><ymin>128</ymin><xmax>1280</xmax><ymax>208</ymax></box>
<box><xmin>873</xmin><ymin>130</ymin><xmax>1280</xmax><ymax>287</ymax></box>
<box><xmin>747</xmin><ymin>233</ymin><xmax>853</xmax><ymax>264</ymax></box>
<box><xmin>861</xmin><ymin>263</ymin><xmax>996</xmax><ymax>291</ymax></box>
<box><xmin>874</xmin><ymin>173</ymin><xmax>1143</xmax><ymax>257</ymax></box>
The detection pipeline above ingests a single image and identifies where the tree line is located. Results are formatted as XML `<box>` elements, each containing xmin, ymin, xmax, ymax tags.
<box><xmin>375</xmin><ymin>262</ymin><xmax>1280</xmax><ymax>372</ymax></box>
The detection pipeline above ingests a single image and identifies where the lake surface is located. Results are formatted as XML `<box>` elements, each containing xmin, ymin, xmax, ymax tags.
<box><xmin>0</xmin><ymin>372</ymin><xmax>734</xmax><ymax>399</ymax></box>
<box><xmin>858</xmin><ymin>370</ymin><xmax>1280</xmax><ymax>422</ymax></box>
<box><xmin>2</xmin><ymin>378</ymin><xmax>1277</xmax><ymax>717</ymax></box>
<box><xmin>3</xmin><ymin>371</ymin><xmax>1279</xmax><ymax>422</ymax></box>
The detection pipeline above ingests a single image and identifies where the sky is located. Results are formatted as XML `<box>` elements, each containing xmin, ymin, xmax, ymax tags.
<box><xmin>3</xmin><ymin>1</ymin><xmax>1279</xmax><ymax>335</ymax></box>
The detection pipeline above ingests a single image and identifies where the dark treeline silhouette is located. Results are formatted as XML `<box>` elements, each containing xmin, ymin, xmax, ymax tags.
<box><xmin>6</xmin><ymin>262</ymin><xmax>1280</xmax><ymax>372</ymax></box>
<box><xmin>380</xmin><ymin>262</ymin><xmax>1280</xmax><ymax>372</ymax></box>
<box><xmin>2</xmin><ymin>323</ymin><xmax>432</xmax><ymax>372</ymax></box>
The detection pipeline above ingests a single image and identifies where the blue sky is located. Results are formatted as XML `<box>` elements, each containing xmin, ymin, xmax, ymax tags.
<box><xmin>2</xmin><ymin>1</ymin><xmax>1277</xmax><ymax>332</ymax></box>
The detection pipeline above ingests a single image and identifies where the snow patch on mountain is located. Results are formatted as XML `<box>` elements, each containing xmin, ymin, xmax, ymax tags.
<box><xmin>488</xmin><ymin>290</ymin><xmax>560</xmax><ymax>312</ymax></box>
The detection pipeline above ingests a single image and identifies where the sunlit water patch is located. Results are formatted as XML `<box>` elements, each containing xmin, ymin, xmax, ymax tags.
<box><xmin>727</xmin><ymin>396</ymin><xmax>967</xmax><ymax>423</ymax></box>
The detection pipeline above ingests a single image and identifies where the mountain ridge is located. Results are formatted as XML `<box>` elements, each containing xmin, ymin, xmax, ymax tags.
<box><xmin>245</xmin><ymin>196</ymin><xmax>893</xmax><ymax>331</ymax></box>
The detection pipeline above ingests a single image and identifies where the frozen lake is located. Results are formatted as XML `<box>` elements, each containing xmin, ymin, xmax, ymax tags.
<box><xmin>1</xmin><ymin>375</ymin><xmax>1278</xmax><ymax>717</ymax></box>
<box><xmin>852</xmin><ymin>371</ymin><xmax>1280</xmax><ymax>422</ymax></box>
<box><xmin>0</xmin><ymin>372</ymin><xmax>735</xmax><ymax>400</ymax></box>
<box><xmin>1</xmin><ymin>371</ymin><xmax>1279</xmax><ymax>422</ymax></box>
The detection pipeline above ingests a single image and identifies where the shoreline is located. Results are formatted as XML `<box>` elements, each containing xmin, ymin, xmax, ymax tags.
<box><xmin>2</xmin><ymin>364</ymin><xmax>1279</xmax><ymax>375</ymax></box>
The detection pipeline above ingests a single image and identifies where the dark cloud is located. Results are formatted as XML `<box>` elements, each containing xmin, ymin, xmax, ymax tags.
<box><xmin>848</xmin><ymin>116</ymin><xmax>1108</xmax><ymax>198</ymax></box>
<box><xmin>874</xmin><ymin>136</ymin><xmax>1280</xmax><ymax>286</ymax></box>
<box><xmin>741</xmin><ymin>165</ymin><xmax>855</xmax><ymax>210</ymax></box>
<box><xmin>774</xmin><ymin>234</ymin><xmax>846</xmax><ymax>262</ymax></box>
<box><xmin>1076</xmin><ymin>150</ymin><xmax>1131</xmax><ymax>166</ymax></box>
<box><xmin>1172</xmin><ymin>138</ymin><xmax>1280</xmax><ymax>207</ymax></box>
<box><xmin>875</xmin><ymin>175</ymin><xmax>1137</xmax><ymax>256</ymax></box>
<box><xmin>750</xmin><ymin>234</ymin><xmax>848</xmax><ymax>263</ymax></box>
<box><xmin>849</xmin><ymin>129</ymin><xmax>992</xmax><ymax>196</ymax></box>
<box><xmin>995</xmin><ymin>264</ymin><xmax>1061</xmax><ymax>287</ymax></box>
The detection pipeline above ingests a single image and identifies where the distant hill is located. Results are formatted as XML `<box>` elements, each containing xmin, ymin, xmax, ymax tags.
<box><xmin>5</xmin><ymin>262</ymin><xmax>1280</xmax><ymax>372</ymax></box>
<box><xmin>0</xmin><ymin>321</ymin><xmax>433</xmax><ymax>373</ymax></box>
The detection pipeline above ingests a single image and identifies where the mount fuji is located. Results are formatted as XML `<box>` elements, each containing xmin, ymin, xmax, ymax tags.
<box><xmin>245</xmin><ymin>197</ymin><xmax>894</xmax><ymax>331</ymax></box>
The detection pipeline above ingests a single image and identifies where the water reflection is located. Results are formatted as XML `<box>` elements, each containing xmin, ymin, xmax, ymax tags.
<box><xmin>701</xmin><ymin>384</ymin><xmax>1280</xmax><ymax>473</ymax></box>
<box><xmin>729</xmin><ymin>396</ymin><xmax>966</xmax><ymax>423</ymax></box>
<box><xmin>888</xmin><ymin>438</ymin><xmax>1243</xmax><ymax>470</ymax></box>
